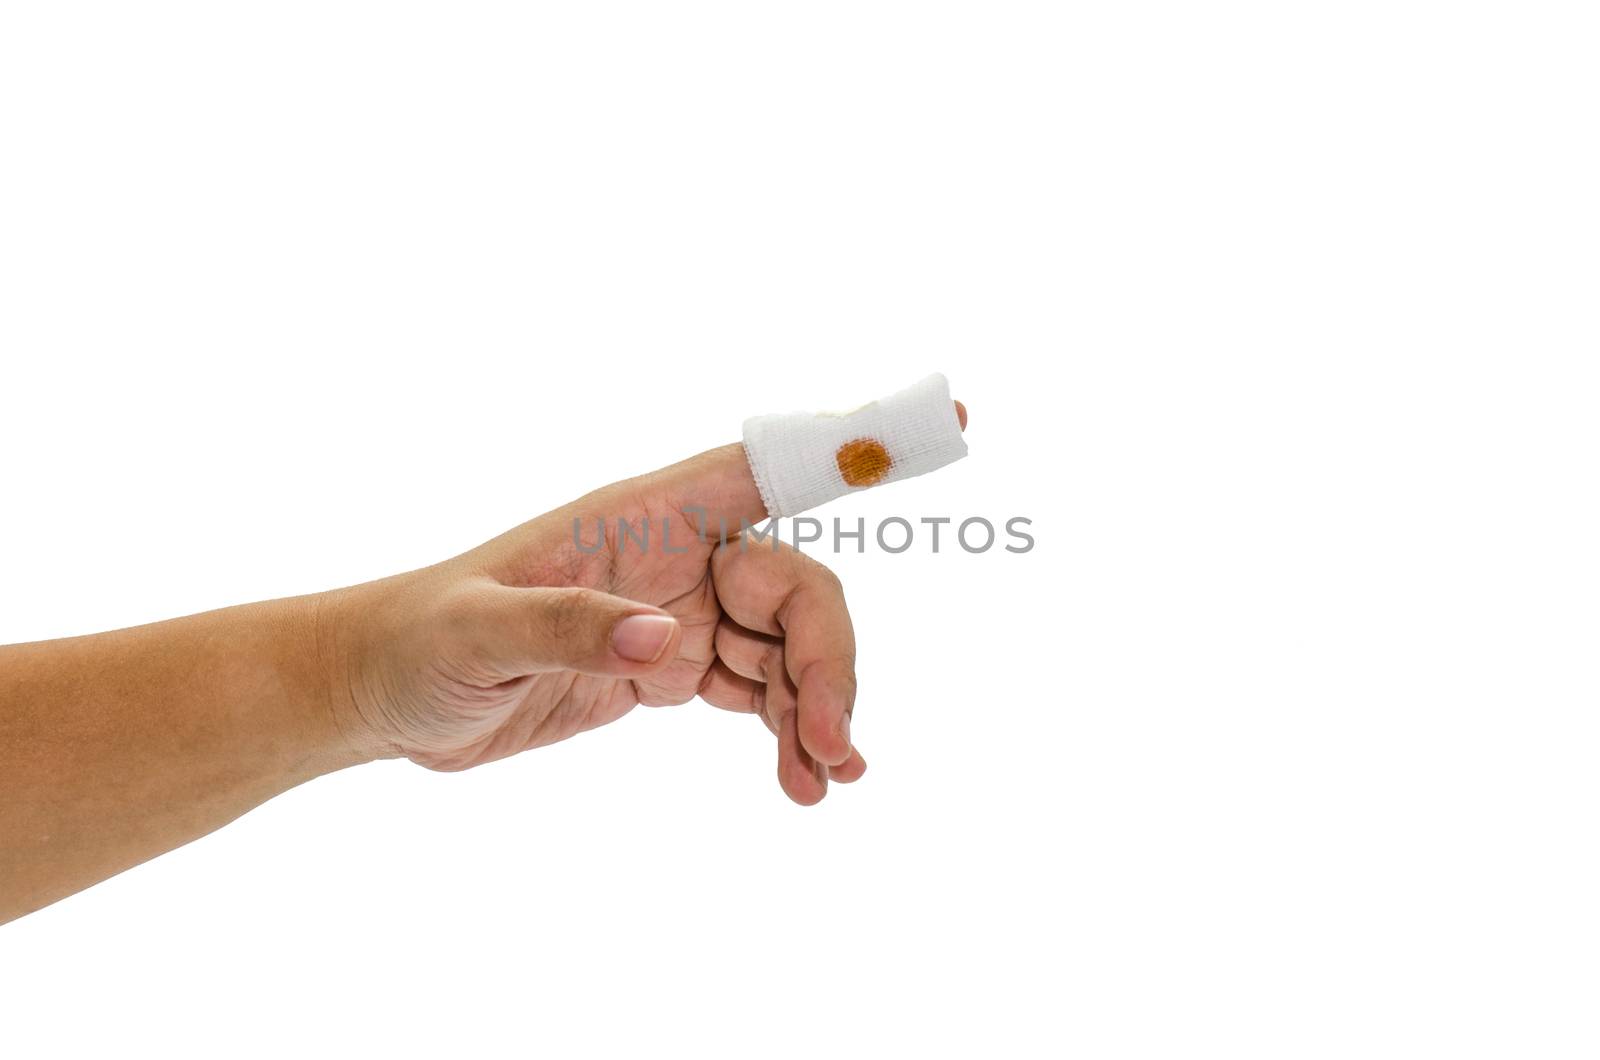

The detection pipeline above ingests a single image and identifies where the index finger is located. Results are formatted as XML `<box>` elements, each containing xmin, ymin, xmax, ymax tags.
<box><xmin>634</xmin><ymin>397</ymin><xmax>969</xmax><ymax>537</ymax></box>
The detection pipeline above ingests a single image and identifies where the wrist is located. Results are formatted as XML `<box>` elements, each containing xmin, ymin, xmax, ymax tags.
<box><xmin>300</xmin><ymin>585</ymin><xmax>401</xmax><ymax>768</ymax></box>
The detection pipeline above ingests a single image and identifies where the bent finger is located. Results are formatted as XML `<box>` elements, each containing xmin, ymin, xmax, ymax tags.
<box><xmin>714</xmin><ymin>618</ymin><xmax>784</xmax><ymax>683</ymax></box>
<box><xmin>712</xmin><ymin>542</ymin><xmax>856</xmax><ymax>767</ymax></box>
<box><xmin>698</xmin><ymin>659</ymin><xmax>763</xmax><ymax>715</ymax></box>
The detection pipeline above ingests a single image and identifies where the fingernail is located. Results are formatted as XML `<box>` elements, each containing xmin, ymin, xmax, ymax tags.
<box><xmin>837</xmin><ymin>711</ymin><xmax>852</xmax><ymax>749</ymax></box>
<box><xmin>612</xmin><ymin>614</ymin><xmax>676</xmax><ymax>663</ymax></box>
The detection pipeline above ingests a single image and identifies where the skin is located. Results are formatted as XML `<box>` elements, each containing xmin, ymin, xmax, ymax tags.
<box><xmin>0</xmin><ymin>402</ymin><xmax>967</xmax><ymax>925</ymax></box>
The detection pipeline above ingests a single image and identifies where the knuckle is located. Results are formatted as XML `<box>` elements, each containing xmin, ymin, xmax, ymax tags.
<box><xmin>819</xmin><ymin>565</ymin><xmax>845</xmax><ymax>595</ymax></box>
<box><xmin>760</xmin><ymin>640</ymin><xmax>786</xmax><ymax>683</ymax></box>
<box><xmin>793</xmin><ymin>553</ymin><xmax>843</xmax><ymax>595</ymax></box>
<box><xmin>542</xmin><ymin>586</ymin><xmax>601</xmax><ymax>641</ymax></box>
<box><xmin>431</xmin><ymin>583</ymin><xmax>493</xmax><ymax>645</ymax></box>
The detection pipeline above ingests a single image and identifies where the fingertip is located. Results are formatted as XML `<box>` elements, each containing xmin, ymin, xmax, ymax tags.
<box><xmin>798</xmin><ymin>671</ymin><xmax>855</xmax><ymax>767</ymax></box>
<box><xmin>781</xmin><ymin>760</ymin><xmax>828</xmax><ymax>805</ymax></box>
<box><xmin>831</xmin><ymin>750</ymin><xmax>867</xmax><ymax>784</ymax></box>
<box><xmin>778</xmin><ymin>710</ymin><xmax>829</xmax><ymax>805</ymax></box>
<box><xmin>802</xmin><ymin>728</ymin><xmax>852</xmax><ymax>769</ymax></box>
<box><xmin>954</xmin><ymin>399</ymin><xmax>967</xmax><ymax>431</ymax></box>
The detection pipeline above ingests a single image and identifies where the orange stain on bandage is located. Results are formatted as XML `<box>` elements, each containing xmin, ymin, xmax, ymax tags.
<box><xmin>835</xmin><ymin>438</ymin><xmax>893</xmax><ymax>487</ymax></box>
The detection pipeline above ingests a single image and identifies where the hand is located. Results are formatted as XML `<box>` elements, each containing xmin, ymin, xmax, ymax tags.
<box><xmin>323</xmin><ymin>412</ymin><xmax>957</xmax><ymax>803</ymax></box>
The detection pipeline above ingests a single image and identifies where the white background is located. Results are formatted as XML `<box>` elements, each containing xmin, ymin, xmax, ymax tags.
<box><xmin>2</xmin><ymin>2</ymin><xmax>1596</xmax><ymax>1056</ymax></box>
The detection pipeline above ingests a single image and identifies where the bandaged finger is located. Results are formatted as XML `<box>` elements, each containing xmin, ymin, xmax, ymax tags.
<box><xmin>741</xmin><ymin>373</ymin><xmax>967</xmax><ymax>518</ymax></box>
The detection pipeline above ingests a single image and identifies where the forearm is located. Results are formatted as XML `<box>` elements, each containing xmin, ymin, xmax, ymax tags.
<box><xmin>0</xmin><ymin>593</ymin><xmax>369</xmax><ymax>923</ymax></box>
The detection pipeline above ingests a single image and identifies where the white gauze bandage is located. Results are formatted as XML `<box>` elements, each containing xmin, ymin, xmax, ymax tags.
<box><xmin>741</xmin><ymin>373</ymin><xmax>968</xmax><ymax>518</ymax></box>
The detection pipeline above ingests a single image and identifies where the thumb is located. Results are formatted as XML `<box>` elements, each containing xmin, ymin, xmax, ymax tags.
<box><xmin>447</xmin><ymin>584</ymin><xmax>682</xmax><ymax>681</ymax></box>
